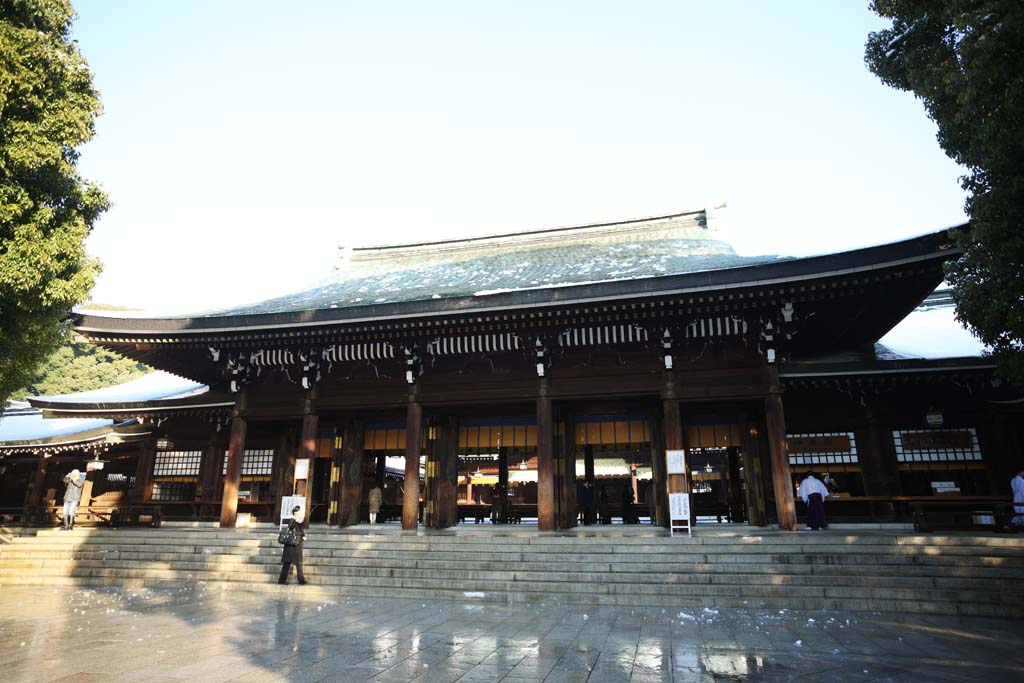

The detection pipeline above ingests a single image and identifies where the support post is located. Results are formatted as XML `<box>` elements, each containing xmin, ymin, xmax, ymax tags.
<box><xmin>559</xmin><ymin>410</ymin><xmax>578</xmax><ymax>529</ymax></box>
<box><xmin>403</xmin><ymin>397</ymin><xmax>422</xmax><ymax>530</ymax></box>
<box><xmin>297</xmin><ymin>389</ymin><xmax>319</xmax><ymax>527</ymax></box>
<box><xmin>740</xmin><ymin>413</ymin><xmax>767</xmax><ymax>526</ymax></box>
<box><xmin>338</xmin><ymin>418</ymin><xmax>366</xmax><ymax>527</ymax></box>
<box><xmin>22</xmin><ymin>454</ymin><xmax>48</xmax><ymax>524</ymax></box>
<box><xmin>765</xmin><ymin>392</ymin><xmax>797</xmax><ymax>531</ymax></box>
<box><xmin>132</xmin><ymin>437</ymin><xmax>157</xmax><ymax>504</ymax></box>
<box><xmin>661</xmin><ymin>397</ymin><xmax>684</xmax><ymax>528</ymax></box>
<box><xmin>536</xmin><ymin>377</ymin><xmax>556</xmax><ymax>531</ymax></box>
<box><xmin>219</xmin><ymin>397</ymin><xmax>248</xmax><ymax>529</ymax></box>
<box><xmin>860</xmin><ymin>404</ymin><xmax>902</xmax><ymax>504</ymax></box>
<box><xmin>327</xmin><ymin>428</ymin><xmax>341</xmax><ymax>525</ymax></box>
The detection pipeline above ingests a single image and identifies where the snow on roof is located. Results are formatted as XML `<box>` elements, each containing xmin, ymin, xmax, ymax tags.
<box><xmin>0</xmin><ymin>413</ymin><xmax>114</xmax><ymax>445</ymax></box>
<box><xmin>36</xmin><ymin>370</ymin><xmax>207</xmax><ymax>404</ymax></box>
<box><xmin>877</xmin><ymin>291</ymin><xmax>987</xmax><ymax>360</ymax></box>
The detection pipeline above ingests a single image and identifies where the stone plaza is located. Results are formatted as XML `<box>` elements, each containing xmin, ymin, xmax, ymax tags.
<box><xmin>1</xmin><ymin>584</ymin><xmax>1021</xmax><ymax>683</ymax></box>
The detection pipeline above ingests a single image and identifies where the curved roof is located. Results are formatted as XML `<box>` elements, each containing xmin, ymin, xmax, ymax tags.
<box><xmin>195</xmin><ymin>208</ymin><xmax>786</xmax><ymax>318</ymax></box>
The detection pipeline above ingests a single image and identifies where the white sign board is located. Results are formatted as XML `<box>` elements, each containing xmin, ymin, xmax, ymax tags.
<box><xmin>280</xmin><ymin>495</ymin><xmax>306</xmax><ymax>525</ymax></box>
<box><xmin>666</xmin><ymin>449</ymin><xmax>687</xmax><ymax>474</ymax></box>
<box><xmin>668</xmin><ymin>492</ymin><xmax>692</xmax><ymax>537</ymax></box>
<box><xmin>668</xmin><ymin>492</ymin><xmax>690</xmax><ymax>520</ymax></box>
<box><xmin>294</xmin><ymin>458</ymin><xmax>310</xmax><ymax>480</ymax></box>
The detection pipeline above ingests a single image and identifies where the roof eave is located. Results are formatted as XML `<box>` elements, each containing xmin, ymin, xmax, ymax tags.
<box><xmin>75</xmin><ymin>227</ymin><xmax>962</xmax><ymax>337</ymax></box>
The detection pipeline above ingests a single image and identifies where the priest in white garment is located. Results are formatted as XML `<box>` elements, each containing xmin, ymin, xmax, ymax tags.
<box><xmin>1012</xmin><ymin>467</ymin><xmax>1024</xmax><ymax>527</ymax></box>
<box><xmin>797</xmin><ymin>472</ymin><xmax>830</xmax><ymax>530</ymax></box>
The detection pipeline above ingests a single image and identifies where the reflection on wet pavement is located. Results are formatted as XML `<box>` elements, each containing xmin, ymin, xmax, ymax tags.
<box><xmin>0</xmin><ymin>585</ymin><xmax>1019</xmax><ymax>682</ymax></box>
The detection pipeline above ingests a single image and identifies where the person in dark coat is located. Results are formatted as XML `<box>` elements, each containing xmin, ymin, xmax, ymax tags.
<box><xmin>621</xmin><ymin>484</ymin><xmax>639</xmax><ymax>525</ymax></box>
<box><xmin>278</xmin><ymin>506</ymin><xmax>307</xmax><ymax>585</ymax></box>
<box><xmin>580</xmin><ymin>481</ymin><xmax>595</xmax><ymax>525</ymax></box>
<box><xmin>597</xmin><ymin>484</ymin><xmax>611</xmax><ymax>525</ymax></box>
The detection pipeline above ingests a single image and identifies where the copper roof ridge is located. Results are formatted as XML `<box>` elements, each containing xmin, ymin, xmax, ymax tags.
<box><xmin>352</xmin><ymin>207</ymin><xmax>707</xmax><ymax>253</ymax></box>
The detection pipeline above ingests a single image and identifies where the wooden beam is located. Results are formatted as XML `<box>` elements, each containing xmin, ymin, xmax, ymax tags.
<box><xmin>403</xmin><ymin>398</ymin><xmax>422</xmax><ymax>530</ymax></box>
<box><xmin>536</xmin><ymin>378</ymin><xmax>555</xmax><ymax>531</ymax></box>
<box><xmin>765</xmin><ymin>392</ymin><xmax>797</xmax><ymax>531</ymax></box>
<box><xmin>338</xmin><ymin>418</ymin><xmax>366</xmax><ymax>527</ymax></box>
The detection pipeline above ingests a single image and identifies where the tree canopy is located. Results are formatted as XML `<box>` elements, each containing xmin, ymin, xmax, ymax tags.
<box><xmin>14</xmin><ymin>338</ymin><xmax>150</xmax><ymax>401</ymax></box>
<box><xmin>0</xmin><ymin>0</ymin><xmax>108</xmax><ymax>407</ymax></box>
<box><xmin>866</xmin><ymin>1</ymin><xmax>1024</xmax><ymax>380</ymax></box>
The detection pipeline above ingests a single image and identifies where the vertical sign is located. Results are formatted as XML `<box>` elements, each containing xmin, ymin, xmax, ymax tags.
<box><xmin>665</xmin><ymin>449</ymin><xmax>691</xmax><ymax>537</ymax></box>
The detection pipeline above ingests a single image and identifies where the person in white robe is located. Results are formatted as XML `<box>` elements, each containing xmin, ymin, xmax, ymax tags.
<box><xmin>797</xmin><ymin>473</ymin><xmax>830</xmax><ymax>530</ymax></box>
<box><xmin>1012</xmin><ymin>468</ymin><xmax>1024</xmax><ymax>527</ymax></box>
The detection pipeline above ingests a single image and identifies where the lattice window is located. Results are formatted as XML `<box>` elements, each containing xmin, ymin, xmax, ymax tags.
<box><xmin>151</xmin><ymin>481</ymin><xmax>194</xmax><ymax>501</ymax></box>
<box><xmin>893</xmin><ymin>428</ymin><xmax>981</xmax><ymax>462</ymax></box>
<box><xmin>153</xmin><ymin>450</ymin><xmax>202</xmax><ymax>477</ymax></box>
<box><xmin>786</xmin><ymin>432</ymin><xmax>858</xmax><ymax>465</ymax></box>
<box><xmin>222</xmin><ymin>449</ymin><xmax>275</xmax><ymax>475</ymax></box>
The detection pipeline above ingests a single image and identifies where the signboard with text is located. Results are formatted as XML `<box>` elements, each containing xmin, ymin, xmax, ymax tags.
<box><xmin>280</xmin><ymin>495</ymin><xmax>307</xmax><ymax>525</ymax></box>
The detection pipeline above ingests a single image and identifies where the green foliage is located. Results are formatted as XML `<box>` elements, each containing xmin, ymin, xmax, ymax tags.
<box><xmin>0</xmin><ymin>1</ymin><xmax>109</xmax><ymax>406</ymax></box>
<box><xmin>866</xmin><ymin>1</ymin><xmax>1024</xmax><ymax>381</ymax></box>
<box><xmin>14</xmin><ymin>338</ymin><xmax>150</xmax><ymax>400</ymax></box>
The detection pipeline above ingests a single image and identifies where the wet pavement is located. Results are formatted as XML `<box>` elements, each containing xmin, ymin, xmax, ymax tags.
<box><xmin>0</xmin><ymin>585</ymin><xmax>1020</xmax><ymax>682</ymax></box>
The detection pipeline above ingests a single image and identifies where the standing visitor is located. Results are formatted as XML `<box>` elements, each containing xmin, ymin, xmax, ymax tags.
<box><xmin>278</xmin><ymin>506</ymin><xmax>307</xmax><ymax>585</ymax></box>
<box><xmin>490</xmin><ymin>485</ymin><xmax>504</xmax><ymax>524</ymax></box>
<box><xmin>61</xmin><ymin>469</ymin><xmax>84</xmax><ymax>530</ymax></box>
<box><xmin>581</xmin><ymin>481</ymin><xmax>595</xmax><ymax>525</ymax></box>
<box><xmin>368</xmin><ymin>485</ymin><xmax>382</xmax><ymax>524</ymax></box>
<box><xmin>621</xmin><ymin>484</ymin><xmax>639</xmax><ymax>524</ymax></box>
<box><xmin>597</xmin><ymin>484</ymin><xmax>611</xmax><ymax>525</ymax></box>
<box><xmin>1012</xmin><ymin>467</ymin><xmax>1024</xmax><ymax>527</ymax></box>
<box><xmin>797</xmin><ymin>472</ymin><xmax>830</xmax><ymax>531</ymax></box>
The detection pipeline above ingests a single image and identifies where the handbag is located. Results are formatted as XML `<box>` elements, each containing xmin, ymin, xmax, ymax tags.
<box><xmin>278</xmin><ymin>524</ymin><xmax>299</xmax><ymax>546</ymax></box>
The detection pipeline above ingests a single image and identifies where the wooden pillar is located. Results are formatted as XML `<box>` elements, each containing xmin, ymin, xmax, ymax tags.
<box><xmin>559</xmin><ymin>410</ymin><xmax>578</xmax><ymax>529</ymax></box>
<box><xmin>660</xmin><ymin>398</ymin><xmax>683</xmax><ymax>528</ymax></box>
<box><xmin>582</xmin><ymin>444</ymin><xmax>597</xmax><ymax>525</ymax></box>
<box><xmin>740</xmin><ymin>413</ymin><xmax>767</xmax><ymax>526</ymax></box>
<box><xmin>297</xmin><ymin>392</ymin><xmax>319</xmax><ymax>527</ymax></box>
<box><xmin>536</xmin><ymin>378</ymin><xmax>556</xmax><ymax>531</ymax></box>
<box><xmin>765</xmin><ymin>392</ymin><xmax>797</xmax><ymax>531</ymax></box>
<box><xmin>271</xmin><ymin>430</ymin><xmax>293</xmax><ymax>524</ymax></box>
<box><xmin>219</xmin><ymin>414</ymin><xmax>248</xmax><ymax>528</ymax></box>
<box><xmin>327</xmin><ymin>428</ymin><xmax>341</xmax><ymax>526</ymax></box>
<box><xmin>131</xmin><ymin>438</ymin><xmax>156</xmax><ymax>504</ymax></box>
<box><xmin>22</xmin><ymin>454</ymin><xmax>48</xmax><ymax>523</ymax></box>
<box><xmin>498</xmin><ymin>446</ymin><xmax>509</xmax><ymax>495</ymax></box>
<box><xmin>338</xmin><ymin>418</ymin><xmax>366</xmax><ymax>527</ymax></box>
<box><xmin>403</xmin><ymin>398</ymin><xmax>422</xmax><ymax>530</ymax></box>
<box><xmin>375</xmin><ymin>451</ymin><xmax>387</xmax><ymax>488</ymax></box>
<box><xmin>424</xmin><ymin>416</ymin><xmax>458</xmax><ymax>529</ymax></box>
<box><xmin>860</xmin><ymin>404</ymin><xmax>902</xmax><ymax>498</ymax></box>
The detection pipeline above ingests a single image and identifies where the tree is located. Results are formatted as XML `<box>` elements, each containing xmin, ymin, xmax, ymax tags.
<box><xmin>14</xmin><ymin>337</ymin><xmax>150</xmax><ymax>401</ymax></box>
<box><xmin>0</xmin><ymin>0</ymin><xmax>109</xmax><ymax>407</ymax></box>
<box><xmin>866</xmin><ymin>2</ymin><xmax>1024</xmax><ymax>381</ymax></box>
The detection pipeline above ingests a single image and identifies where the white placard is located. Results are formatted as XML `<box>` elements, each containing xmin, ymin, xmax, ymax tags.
<box><xmin>294</xmin><ymin>458</ymin><xmax>310</xmax><ymax>480</ymax></box>
<box><xmin>668</xmin><ymin>492</ymin><xmax>690</xmax><ymax>520</ymax></box>
<box><xmin>666</xmin><ymin>449</ymin><xmax>687</xmax><ymax>474</ymax></box>
<box><xmin>280</xmin><ymin>495</ymin><xmax>307</xmax><ymax>525</ymax></box>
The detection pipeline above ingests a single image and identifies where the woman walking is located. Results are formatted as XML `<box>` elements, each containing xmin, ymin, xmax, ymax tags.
<box><xmin>368</xmin><ymin>485</ymin><xmax>382</xmax><ymax>524</ymax></box>
<box><xmin>278</xmin><ymin>505</ymin><xmax>307</xmax><ymax>585</ymax></box>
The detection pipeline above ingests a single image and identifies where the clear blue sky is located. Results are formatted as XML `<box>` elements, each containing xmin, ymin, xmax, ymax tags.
<box><xmin>71</xmin><ymin>1</ymin><xmax>967</xmax><ymax>314</ymax></box>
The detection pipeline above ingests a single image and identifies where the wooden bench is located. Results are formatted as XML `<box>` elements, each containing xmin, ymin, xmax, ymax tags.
<box><xmin>911</xmin><ymin>499</ymin><xmax>1016</xmax><ymax>533</ymax></box>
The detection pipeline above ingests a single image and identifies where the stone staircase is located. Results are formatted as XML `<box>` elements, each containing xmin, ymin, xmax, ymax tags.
<box><xmin>1</xmin><ymin>526</ymin><xmax>1022</xmax><ymax>618</ymax></box>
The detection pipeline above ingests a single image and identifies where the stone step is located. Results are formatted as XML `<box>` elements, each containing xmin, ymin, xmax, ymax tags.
<box><xmin>2</xmin><ymin>564</ymin><xmax>1014</xmax><ymax>607</ymax></box>
<box><xmin>0</xmin><ymin>572</ymin><xmax>1018</xmax><ymax>618</ymax></box>
<box><xmin>5</xmin><ymin>558</ymin><xmax>1017</xmax><ymax>591</ymax></box>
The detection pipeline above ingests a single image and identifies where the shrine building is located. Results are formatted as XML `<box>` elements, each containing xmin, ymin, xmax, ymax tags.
<box><xmin>1</xmin><ymin>208</ymin><xmax>1020</xmax><ymax>531</ymax></box>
